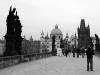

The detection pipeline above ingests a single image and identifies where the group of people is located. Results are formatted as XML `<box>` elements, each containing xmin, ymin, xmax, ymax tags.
<box><xmin>56</xmin><ymin>45</ymin><xmax>95</xmax><ymax>72</ymax></box>
<box><xmin>64</xmin><ymin>46</ymin><xmax>95</xmax><ymax>72</ymax></box>
<box><xmin>72</xmin><ymin>47</ymin><xmax>86</xmax><ymax>58</ymax></box>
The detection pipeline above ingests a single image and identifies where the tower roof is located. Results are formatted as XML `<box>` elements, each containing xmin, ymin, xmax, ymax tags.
<box><xmin>66</xmin><ymin>33</ymin><xmax>69</xmax><ymax>38</ymax></box>
<box><xmin>30</xmin><ymin>36</ymin><xmax>33</xmax><ymax>41</ymax></box>
<box><xmin>51</xmin><ymin>24</ymin><xmax>62</xmax><ymax>35</ymax></box>
<box><xmin>41</xmin><ymin>30</ymin><xmax>44</xmax><ymax>36</ymax></box>
<box><xmin>55</xmin><ymin>24</ymin><xmax>58</xmax><ymax>29</ymax></box>
<box><xmin>41</xmin><ymin>30</ymin><xmax>44</xmax><ymax>38</ymax></box>
<box><xmin>45</xmin><ymin>33</ymin><xmax>49</xmax><ymax>39</ymax></box>
<box><xmin>80</xmin><ymin>19</ymin><xmax>85</xmax><ymax>28</ymax></box>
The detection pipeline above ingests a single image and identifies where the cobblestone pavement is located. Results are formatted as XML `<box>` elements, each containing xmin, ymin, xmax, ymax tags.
<box><xmin>0</xmin><ymin>54</ymin><xmax>100</xmax><ymax>75</ymax></box>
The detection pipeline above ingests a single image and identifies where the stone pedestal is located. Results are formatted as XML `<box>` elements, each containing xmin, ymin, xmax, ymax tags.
<box><xmin>4</xmin><ymin>6</ymin><xmax>22</xmax><ymax>56</ymax></box>
<box><xmin>95</xmin><ymin>44</ymin><xmax>100</xmax><ymax>51</ymax></box>
<box><xmin>4</xmin><ymin>35</ymin><xmax>17</xmax><ymax>56</ymax></box>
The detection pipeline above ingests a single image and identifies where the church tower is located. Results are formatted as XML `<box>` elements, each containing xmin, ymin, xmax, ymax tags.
<box><xmin>77</xmin><ymin>19</ymin><xmax>90</xmax><ymax>49</ymax></box>
<box><xmin>30</xmin><ymin>36</ymin><xmax>33</xmax><ymax>41</ymax></box>
<box><xmin>40</xmin><ymin>30</ymin><xmax>45</xmax><ymax>53</ymax></box>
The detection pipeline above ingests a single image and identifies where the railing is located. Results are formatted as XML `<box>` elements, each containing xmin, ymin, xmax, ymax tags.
<box><xmin>0</xmin><ymin>52</ymin><xmax>53</xmax><ymax>69</ymax></box>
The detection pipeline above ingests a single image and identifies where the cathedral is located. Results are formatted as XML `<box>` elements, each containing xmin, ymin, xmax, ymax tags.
<box><xmin>50</xmin><ymin>24</ymin><xmax>63</xmax><ymax>49</ymax></box>
<box><xmin>77</xmin><ymin>19</ymin><xmax>90</xmax><ymax>49</ymax></box>
<box><xmin>40</xmin><ymin>24</ymin><xmax>63</xmax><ymax>53</ymax></box>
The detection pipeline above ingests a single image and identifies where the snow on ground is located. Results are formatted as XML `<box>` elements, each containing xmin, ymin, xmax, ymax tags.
<box><xmin>0</xmin><ymin>54</ymin><xmax>100</xmax><ymax>75</ymax></box>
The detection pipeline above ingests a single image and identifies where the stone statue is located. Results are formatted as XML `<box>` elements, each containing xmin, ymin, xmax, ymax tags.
<box><xmin>95</xmin><ymin>34</ymin><xmax>100</xmax><ymax>51</ymax></box>
<box><xmin>6</xmin><ymin>6</ymin><xmax>16</xmax><ymax>35</ymax></box>
<box><xmin>4</xmin><ymin>6</ymin><xmax>22</xmax><ymax>56</ymax></box>
<box><xmin>95</xmin><ymin>34</ymin><xmax>99</xmax><ymax>44</ymax></box>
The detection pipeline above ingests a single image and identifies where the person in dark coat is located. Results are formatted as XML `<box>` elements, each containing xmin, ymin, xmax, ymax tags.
<box><xmin>81</xmin><ymin>48</ymin><xmax>85</xmax><ymax>58</ymax></box>
<box><xmin>72</xmin><ymin>48</ymin><xmax>76</xmax><ymax>58</ymax></box>
<box><xmin>65</xmin><ymin>49</ymin><xmax>68</xmax><ymax>57</ymax></box>
<box><xmin>76</xmin><ymin>48</ymin><xmax>80</xmax><ymax>58</ymax></box>
<box><xmin>86</xmin><ymin>46</ymin><xmax>95</xmax><ymax>71</ymax></box>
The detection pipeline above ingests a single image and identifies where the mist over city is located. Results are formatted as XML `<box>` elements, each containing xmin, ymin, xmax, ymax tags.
<box><xmin>0</xmin><ymin>0</ymin><xmax>100</xmax><ymax>39</ymax></box>
<box><xmin>0</xmin><ymin>0</ymin><xmax>100</xmax><ymax>75</ymax></box>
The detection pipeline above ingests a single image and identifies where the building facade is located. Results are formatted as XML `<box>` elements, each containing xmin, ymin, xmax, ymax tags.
<box><xmin>77</xmin><ymin>19</ymin><xmax>90</xmax><ymax>49</ymax></box>
<box><xmin>50</xmin><ymin>25</ymin><xmax>63</xmax><ymax>49</ymax></box>
<box><xmin>40</xmin><ymin>24</ymin><xmax>63</xmax><ymax>53</ymax></box>
<box><xmin>45</xmin><ymin>33</ymin><xmax>52</xmax><ymax>52</ymax></box>
<box><xmin>0</xmin><ymin>39</ymin><xmax>5</xmax><ymax>56</ymax></box>
<box><xmin>40</xmin><ymin>31</ymin><xmax>52</xmax><ymax>53</ymax></box>
<box><xmin>40</xmin><ymin>31</ymin><xmax>47</xmax><ymax>53</ymax></box>
<box><xmin>22</xmin><ymin>36</ymin><xmax>40</xmax><ymax>55</ymax></box>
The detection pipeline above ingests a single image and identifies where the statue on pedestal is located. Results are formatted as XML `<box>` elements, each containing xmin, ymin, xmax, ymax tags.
<box><xmin>95</xmin><ymin>34</ymin><xmax>100</xmax><ymax>51</ymax></box>
<box><xmin>95</xmin><ymin>34</ymin><xmax>99</xmax><ymax>44</ymax></box>
<box><xmin>4</xmin><ymin>6</ymin><xmax>22</xmax><ymax>56</ymax></box>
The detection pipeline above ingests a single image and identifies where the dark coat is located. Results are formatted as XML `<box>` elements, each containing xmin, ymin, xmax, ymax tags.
<box><xmin>86</xmin><ymin>47</ymin><xmax>94</xmax><ymax>59</ymax></box>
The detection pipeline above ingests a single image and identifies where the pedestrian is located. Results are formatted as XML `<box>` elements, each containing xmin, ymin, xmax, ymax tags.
<box><xmin>86</xmin><ymin>46</ymin><xmax>95</xmax><ymax>71</ymax></box>
<box><xmin>65</xmin><ymin>49</ymin><xmax>68</xmax><ymax>57</ymax></box>
<box><xmin>72</xmin><ymin>48</ymin><xmax>75</xmax><ymax>58</ymax></box>
<box><xmin>62</xmin><ymin>49</ymin><xmax>65</xmax><ymax>56</ymax></box>
<box><xmin>81</xmin><ymin>48</ymin><xmax>85</xmax><ymax>58</ymax></box>
<box><xmin>76</xmin><ymin>48</ymin><xmax>80</xmax><ymax>58</ymax></box>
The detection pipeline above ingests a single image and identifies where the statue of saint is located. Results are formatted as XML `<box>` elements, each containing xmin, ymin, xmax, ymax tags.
<box><xmin>6</xmin><ymin>6</ymin><xmax>16</xmax><ymax>35</ymax></box>
<box><xmin>4</xmin><ymin>6</ymin><xmax>22</xmax><ymax>56</ymax></box>
<box><xmin>95</xmin><ymin>34</ymin><xmax>99</xmax><ymax>44</ymax></box>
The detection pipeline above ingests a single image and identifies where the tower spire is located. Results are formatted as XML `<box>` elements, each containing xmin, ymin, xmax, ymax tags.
<box><xmin>30</xmin><ymin>36</ymin><xmax>33</xmax><ymax>41</ymax></box>
<box><xmin>55</xmin><ymin>24</ymin><xmax>58</xmax><ymax>29</ymax></box>
<box><xmin>41</xmin><ymin>30</ymin><xmax>44</xmax><ymax>38</ymax></box>
<box><xmin>80</xmin><ymin>19</ymin><xmax>85</xmax><ymax>28</ymax></box>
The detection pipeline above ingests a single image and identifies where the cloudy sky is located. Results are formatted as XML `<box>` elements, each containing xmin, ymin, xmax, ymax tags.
<box><xmin>0</xmin><ymin>0</ymin><xmax>100</xmax><ymax>40</ymax></box>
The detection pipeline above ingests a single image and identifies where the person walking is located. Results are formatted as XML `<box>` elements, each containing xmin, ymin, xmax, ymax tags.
<box><xmin>65</xmin><ymin>49</ymin><xmax>68</xmax><ymax>57</ymax></box>
<box><xmin>76</xmin><ymin>48</ymin><xmax>80</xmax><ymax>58</ymax></box>
<box><xmin>86</xmin><ymin>46</ymin><xmax>95</xmax><ymax>71</ymax></box>
<box><xmin>72</xmin><ymin>49</ymin><xmax>75</xmax><ymax>58</ymax></box>
<box><xmin>81</xmin><ymin>48</ymin><xmax>85</xmax><ymax>58</ymax></box>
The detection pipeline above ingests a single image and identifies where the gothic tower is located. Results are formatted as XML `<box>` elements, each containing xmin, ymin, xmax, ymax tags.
<box><xmin>77</xmin><ymin>19</ymin><xmax>90</xmax><ymax>49</ymax></box>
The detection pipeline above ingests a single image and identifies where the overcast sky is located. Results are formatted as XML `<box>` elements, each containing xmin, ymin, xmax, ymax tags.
<box><xmin>0</xmin><ymin>0</ymin><xmax>100</xmax><ymax>40</ymax></box>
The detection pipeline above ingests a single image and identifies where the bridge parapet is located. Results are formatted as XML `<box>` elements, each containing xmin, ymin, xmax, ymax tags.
<box><xmin>0</xmin><ymin>52</ymin><xmax>52</xmax><ymax>69</ymax></box>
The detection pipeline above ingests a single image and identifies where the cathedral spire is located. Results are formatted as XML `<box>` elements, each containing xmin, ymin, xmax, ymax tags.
<box><xmin>41</xmin><ymin>30</ymin><xmax>44</xmax><ymax>38</ymax></box>
<box><xmin>45</xmin><ymin>32</ymin><xmax>49</xmax><ymax>39</ymax></box>
<box><xmin>80</xmin><ymin>19</ymin><xmax>85</xmax><ymax>28</ymax></box>
<box><xmin>88</xmin><ymin>24</ymin><xmax>90</xmax><ymax>28</ymax></box>
<box><xmin>30</xmin><ymin>36</ymin><xmax>33</xmax><ymax>41</ymax></box>
<box><xmin>78</xmin><ymin>19</ymin><xmax>90</xmax><ymax>49</ymax></box>
<box><xmin>55</xmin><ymin>24</ymin><xmax>58</xmax><ymax>29</ymax></box>
<box><xmin>66</xmin><ymin>33</ymin><xmax>69</xmax><ymax>38</ymax></box>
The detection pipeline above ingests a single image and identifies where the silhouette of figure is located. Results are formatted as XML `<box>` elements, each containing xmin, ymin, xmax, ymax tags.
<box><xmin>86</xmin><ymin>46</ymin><xmax>95</xmax><ymax>71</ymax></box>
<box><xmin>52</xmin><ymin>36</ymin><xmax>56</xmax><ymax>56</ymax></box>
<box><xmin>95</xmin><ymin>34</ymin><xmax>100</xmax><ymax>51</ymax></box>
<box><xmin>95</xmin><ymin>34</ymin><xmax>99</xmax><ymax>44</ymax></box>
<box><xmin>81</xmin><ymin>47</ymin><xmax>85</xmax><ymax>58</ymax></box>
<box><xmin>4</xmin><ymin>6</ymin><xmax>22</xmax><ymax>56</ymax></box>
<box><xmin>6</xmin><ymin>6</ymin><xmax>16</xmax><ymax>35</ymax></box>
<box><xmin>76</xmin><ymin>48</ymin><xmax>80</xmax><ymax>58</ymax></box>
<box><xmin>72</xmin><ymin>48</ymin><xmax>76</xmax><ymax>58</ymax></box>
<box><xmin>65</xmin><ymin>49</ymin><xmax>68</xmax><ymax>57</ymax></box>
